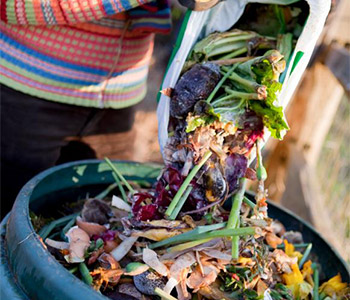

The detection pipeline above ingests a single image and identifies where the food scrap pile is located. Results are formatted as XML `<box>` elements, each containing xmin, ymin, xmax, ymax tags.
<box><xmin>33</xmin><ymin>3</ymin><xmax>349</xmax><ymax>300</ymax></box>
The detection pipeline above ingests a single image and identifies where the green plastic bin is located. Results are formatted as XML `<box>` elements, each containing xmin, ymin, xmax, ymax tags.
<box><xmin>1</xmin><ymin>160</ymin><xmax>349</xmax><ymax>299</ymax></box>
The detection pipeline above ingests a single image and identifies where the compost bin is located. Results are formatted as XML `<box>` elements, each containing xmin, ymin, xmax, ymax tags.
<box><xmin>1</xmin><ymin>160</ymin><xmax>349</xmax><ymax>300</ymax></box>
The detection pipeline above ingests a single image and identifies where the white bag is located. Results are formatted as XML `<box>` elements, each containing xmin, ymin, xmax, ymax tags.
<box><xmin>157</xmin><ymin>0</ymin><xmax>330</xmax><ymax>159</ymax></box>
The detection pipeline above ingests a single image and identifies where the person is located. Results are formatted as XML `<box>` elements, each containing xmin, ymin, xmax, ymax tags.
<box><xmin>0</xmin><ymin>0</ymin><xmax>220</xmax><ymax>218</ymax></box>
<box><xmin>0</xmin><ymin>0</ymin><xmax>172</xmax><ymax>217</ymax></box>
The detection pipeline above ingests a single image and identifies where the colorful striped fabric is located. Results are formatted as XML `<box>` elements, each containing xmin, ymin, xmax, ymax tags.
<box><xmin>0</xmin><ymin>0</ymin><xmax>171</xmax><ymax>109</ymax></box>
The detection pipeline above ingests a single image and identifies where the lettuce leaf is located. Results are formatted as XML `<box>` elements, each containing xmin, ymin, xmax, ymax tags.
<box><xmin>249</xmin><ymin>100</ymin><xmax>288</xmax><ymax>139</ymax></box>
<box><xmin>186</xmin><ymin>101</ymin><xmax>220</xmax><ymax>133</ymax></box>
<box><xmin>247</xmin><ymin>53</ymin><xmax>289</xmax><ymax>139</ymax></box>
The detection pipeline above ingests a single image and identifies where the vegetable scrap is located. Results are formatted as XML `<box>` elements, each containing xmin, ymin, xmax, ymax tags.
<box><xmin>32</xmin><ymin>2</ymin><xmax>349</xmax><ymax>300</ymax></box>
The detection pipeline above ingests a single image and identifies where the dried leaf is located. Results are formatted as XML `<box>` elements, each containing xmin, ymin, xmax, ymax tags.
<box><xmin>170</xmin><ymin>252</ymin><xmax>196</xmax><ymax>281</ymax></box>
<box><xmin>243</xmin><ymin>217</ymin><xmax>269</xmax><ymax>228</ymax></box>
<box><xmin>192</xmin><ymin>238</ymin><xmax>224</xmax><ymax>252</ymax></box>
<box><xmin>145</xmin><ymin>219</ymin><xmax>188</xmax><ymax>229</ymax></box>
<box><xmin>246</xmin><ymin>275</ymin><xmax>260</xmax><ymax>290</ymax></box>
<box><xmin>88</xmin><ymin>247</ymin><xmax>104</xmax><ymax>265</ymax></box>
<box><xmin>187</xmin><ymin>264</ymin><xmax>218</xmax><ymax>293</ymax></box>
<box><xmin>196</xmin><ymin>251</ymin><xmax>204</xmax><ymax>276</ymax></box>
<box><xmin>199</xmin><ymin>281</ymin><xmax>233</xmax><ymax>300</ymax></box>
<box><xmin>270</xmin><ymin>220</ymin><xmax>286</xmax><ymax>236</ymax></box>
<box><xmin>91</xmin><ymin>268</ymin><xmax>123</xmax><ymax>290</ymax></box>
<box><xmin>118</xmin><ymin>283</ymin><xmax>142</xmax><ymax>298</ymax></box>
<box><xmin>143</xmin><ymin>248</ymin><xmax>168</xmax><ymax>277</ymax></box>
<box><xmin>257</xmin><ymin>279</ymin><xmax>268</xmax><ymax>295</ymax></box>
<box><xmin>179</xmin><ymin>268</ymin><xmax>191</xmax><ymax>298</ymax></box>
<box><xmin>176</xmin><ymin>282</ymin><xmax>191</xmax><ymax>300</ymax></box>
<box><xmin>202</xmin><ymin>249</ymin><xmax>232</xmax><ymax>261</ymax></box>
<box><xmin>160</xmin><ymin>239</ymin><xmax>224</xmax><ymax>262</ymax></box>
<box><xmin>182</xmin><ymin>215</ymin><xmax>197</xmax><ymax>229</ymax></box>
<box><xmin>132</xmin><ymin>228</ymin><xmax>188</xmax><ymax>241</ymax></box>
<box><xmin>265</xmin><ymin>232</ymin><xmax>283</xmax><ymax>249</ymax></box>
<box><xmin>245</xmin><ymin>167</ymin><xmax>258</xmax><ymax>181</ymax></box>
<box><xmin>271</xmin><ymin>249</ymin><xmax>297</xmax><ymax>273</ymax></box>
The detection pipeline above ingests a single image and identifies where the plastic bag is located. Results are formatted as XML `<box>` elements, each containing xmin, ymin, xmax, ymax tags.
<box><xmin>157</xmin><ymin>0</ymin><xmax>330</xmax><ymax>159</ymax></box>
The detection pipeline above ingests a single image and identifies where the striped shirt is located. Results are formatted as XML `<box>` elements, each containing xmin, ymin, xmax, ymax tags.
<box><xmin>0</xmin><ymin>0</ymin><xmax>171</xmax><ymax>109</ymax></box>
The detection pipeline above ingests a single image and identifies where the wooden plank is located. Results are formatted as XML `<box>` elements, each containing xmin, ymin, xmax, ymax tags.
<box><xmin>324</xmin><ymin>44</ymin><xmax>350</xmax><ymax>96</ymax></box>
<box><xmin>278</xmin><ymin>147</ymin><xmax>348</xmax><ymax>260</ymax></box>
<box><xmin>296</xmin><ymin>63</ymin><xmax>344</xmax><ymax>166</ymax></box>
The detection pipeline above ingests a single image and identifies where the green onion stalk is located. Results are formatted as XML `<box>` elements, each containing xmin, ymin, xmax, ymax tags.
<box><xmin>225</xmin><ymin>87</ymin><xmax>264</xmax><ymax>101</ymax></box>
<box><xmin>150</xmin><ymin>223</ymin><xmax>226</xmax><ymax>249</ymax></box>
<box><xmin>171</xmin><ymin>227</ymin><xmax>255</xmax><ymax>245</ymax></box>
<box><xmin>312</xmin><ymin>263</ymin><xmax>320</xmax><ymax>300</ymax></box>
<box><xmin>104</xmin><ymin>157</ymin><xmax>134</xmax><ymax>194</ymax></box>
<box><xmin>255</xmin><ymin>140</ymin><xmax>268</xmax><ymax>214</ymax></box>
<box><xmin>191</xmin><ymin>31</ymin><xmax>258</xmax><ymax>62</ymax></box>
<box><xmin>150</xmin><ymin>223</ymin><xmax>255</xmax><ymax>250</ymax></box>
<box><xmin>165</xmin><ymin>151</ymin><xmax>212</xmax><ymax>218</ymax></box>
<box><xmin>69</xmin><ymin>266</ymin><xmax>79</xmax><ymax>274</ymax></box>
<box><xmin>60</xmin><ymin>216</ymin><xmax>77</xmax><ymax>241</ymax></box>
<box><xmin>207</xmin><ymin>41</ymin><xmax>248</xmax><ymax>58</ymax></box>
<box><xmin>226</xmin><ymin>178</ymin><xmax>247</xmax><ymax>260</ymax></box>
<box><xmin>211</xmin><ymin>95</ymin><xmax>245</xmax><ymax>108</ymax></box>
<box><xmin>79</xmin><ymin>262</ymin><xmax>93</xmax><ymax>286</ymax></box>
<box><xmin>111</xmin><ymin>173</ymin><xmax>128</xmax><ymax>203</ymax></box>
<box><xmin>220</xmin><ymin>68</ymin><xmax>267</xmax><ymax>98</ymax></box>
<box><xmin>243</xmin><ymin>197</ymin><xmax>256</xmax><ymax>209</ymax></box>
<box><xmin>169</xmin><ymin>186</ymin><xmax>193</xmax><ymax>220</ymax></box>
<box><xmin>274</xmin><ymin>243</ymin><xmax>310</xmax><ymax>250</ymax></box>
<box><xmin>256</xmin><ymin>140</ymin><xmax>267</xmax><ymax>182</ymax></box>
<box><xmin>298</xmin><ymin>243</ymin><xmax>313</xmax><ymax>268</ymax></box>
<box><xmin>277</xmin><ymin>33</ymin><xmax>293</xmax><ymax>65</ymax></box>
<box><xmin>154</xmin><ymin>287</ymin><xmax>178</xmax><ymax>300</ymax></box>
<box><xmin>206</xmin><ymin>64</ymin><xmax>238</xmax><ymax>104</ymax></box>
<box><xmin>219</xmin><ymin>47</ymin><xmax>248</xmax><ymax>60</ymax></box>
<box><xmin>95</xmin><ymin>182</ymin><xmax>118</xmax><ymax>200</ymax></box>
<box><xmin>39</xmin><ymin>212</ymin><xmax>80</xmax><ymax>240</ymax></box>
<box><xmin>167</xmin><ymin>238</ymin><xmax>212</xmax><ymax>253</ymax></box>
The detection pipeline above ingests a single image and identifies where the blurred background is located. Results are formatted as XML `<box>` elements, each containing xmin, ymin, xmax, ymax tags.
<box><xmin>132</xmin><ymin>0</ymin><xmax>350</xmax><ymax>262</ymax></box>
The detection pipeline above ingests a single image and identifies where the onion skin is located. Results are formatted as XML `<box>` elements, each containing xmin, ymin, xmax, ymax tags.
<box><xmin>104</xmin><ymin>240</ymin><xmax>120</xmax><ymax>253</ymax></box>
<box><xmin>76</xmin><ymin>216</ymin><xmax>107</xmax><ymax>237</ymax></box>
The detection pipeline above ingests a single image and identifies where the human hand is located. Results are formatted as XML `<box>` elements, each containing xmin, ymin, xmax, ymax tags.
<box><xmin>178</xmin><ymin>0</ymin><xmax>221</xmax><ymax>11</ymax></box>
